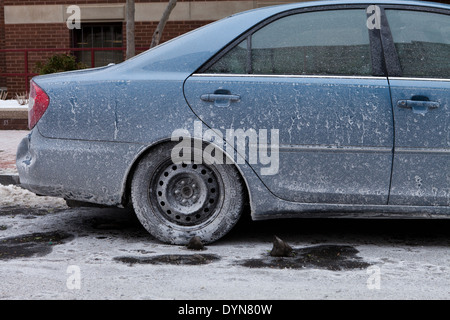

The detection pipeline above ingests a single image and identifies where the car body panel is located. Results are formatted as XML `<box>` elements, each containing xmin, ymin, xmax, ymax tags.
<box><xmin>37</xmin><ymin>76</ymin><xmax>117</xmax><ymax>141</ymax></box>
<box><xmin>16</xmin><ymin>128</ymin><xmax>146</xmax><ymax>206</ymax></box>
<box><xmin>184</xmin><ymin>75</ymin><xmax>394</xmax><ymax>205</ymax></box>
<box><xmin>388</xmin><ymin>79</ymin><xmax>450</xmax><ymax>206</ymax></box>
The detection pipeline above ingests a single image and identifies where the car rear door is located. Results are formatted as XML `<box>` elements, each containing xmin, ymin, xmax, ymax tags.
<box><xmin>382</xmin><ymin>6</ymin><xmax>450</xmax><ymax>206</ymax></box>
<box><xmin>184</xmin><ymin>5</ymin><xmax>394</xmax><ymax>205</ymax></box>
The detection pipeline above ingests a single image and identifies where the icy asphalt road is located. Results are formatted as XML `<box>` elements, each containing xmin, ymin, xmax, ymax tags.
<box><xmin>0</xmin><ymin>185</ymin><xmax>449</xmax><ymax>300</ymax></box>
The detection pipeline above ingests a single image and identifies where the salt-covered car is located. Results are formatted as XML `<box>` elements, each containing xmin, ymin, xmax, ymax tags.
<box><xmin>17</xmin><ymin>0</ymin><xmax>450</xmax><ymax>244</ymax></box>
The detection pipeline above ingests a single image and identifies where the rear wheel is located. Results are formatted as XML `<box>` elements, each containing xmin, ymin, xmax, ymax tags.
<box><xmin>131</xmin><ymin>142</ymin><xmax>244</xmax><ymax>245</ymax></box>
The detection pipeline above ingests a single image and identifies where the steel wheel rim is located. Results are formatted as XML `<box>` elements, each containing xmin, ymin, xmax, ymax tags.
<box><xmin>150</xmin><ymin>161</ymin><xmax>221</xmax><ymax>226</ymax></box>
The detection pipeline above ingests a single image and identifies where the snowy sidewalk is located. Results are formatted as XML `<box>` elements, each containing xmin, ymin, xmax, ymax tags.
<box><xmin>0</xmin><ymin>129</ymin><xmax>67</xmax><ymax>209</ymax></box>
<box><xmin>0</xmin><ymin>130</ymin><xmax>29</xmax><ymax>183</ymax></box>
<box><xmin>0</xmin><ymin>99</ymin><xmax>28</xmax><ymax>109</ymax></box>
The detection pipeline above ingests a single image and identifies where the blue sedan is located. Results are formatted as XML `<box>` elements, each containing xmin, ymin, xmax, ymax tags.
<box><xmin>17</xmin><ymin>0</ymin><xmax>449</xmax><ymax>244</ymax></box>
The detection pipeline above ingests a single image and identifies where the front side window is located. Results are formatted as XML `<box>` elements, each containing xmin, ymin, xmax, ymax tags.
<box><xmin>206</xmin><ymin>9</ymin><xmax>373</xmax><ymax>76</ymax></box>
<box><xmin>385</xmin><ymin>10</ymin><xmax>450</xmax><ymax>79</ymax></box>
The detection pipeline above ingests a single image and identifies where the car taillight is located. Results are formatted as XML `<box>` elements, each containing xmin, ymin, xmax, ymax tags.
<box><xmin>28</xmin><ymin>81</ymin><xmax>49</xmax><ymax>129</ymax></box>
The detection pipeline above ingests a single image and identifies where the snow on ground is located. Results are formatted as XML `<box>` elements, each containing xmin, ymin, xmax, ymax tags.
<box><xmin>0</xmin><ymin>100</ymin><xmax>27</xmax><ymax>109</ymax></box>
<box><xmin>0</xmin><ymin>130</ymin><xmax>29</xmax><ymax>174</ymax></box>
<box><xmin>0</xmin><ymin>184</ymin><xmax>67</xmax><ymax>210</ymax></box>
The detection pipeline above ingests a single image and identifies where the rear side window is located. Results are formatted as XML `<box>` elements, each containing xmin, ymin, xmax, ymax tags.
<box><xmin>207</xmin><ymin>40</ymin><xmax>247</xmax><ymax>74</ymax></box>
<box><xmin>385</xmin><ymin>10</ymin><xmax>450</xmax><ymax>79</ymax></box>
<box><xmin>206</xmin><ymin>9</ymin><xmax>373</xmax><ymax>76</ymax></box>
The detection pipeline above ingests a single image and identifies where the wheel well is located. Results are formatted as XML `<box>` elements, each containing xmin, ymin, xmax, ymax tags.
<box><xmin>121</xmin><ymin>139</ymin><xmax>251</xmax><ymax>212</ymax></box>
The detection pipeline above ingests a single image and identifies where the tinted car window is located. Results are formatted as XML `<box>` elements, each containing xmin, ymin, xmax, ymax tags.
<box><xmin>385</xmin><ymin>10</ymin><xmax>450</xmax><ymax>78</ymax></box>
<box><xmin>206</xmin><ymin>40</ymin><xmax>247</xmax><ymax>74</ymax></box>
<box><xmin>206</xmin><ymin>9</ymin><xmax>372</xmax><ymax>76</ymax></box>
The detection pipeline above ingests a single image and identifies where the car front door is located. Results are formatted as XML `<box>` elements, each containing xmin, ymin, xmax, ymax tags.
<box><xmin>383</xmin><ymin>7</ymin><xmax>450</xmax><ymax>206</ymax></box>
<box><xmin>184</xmin><ymin>6</ymin><xmax>394</xmax><ymax>205</ymax></box>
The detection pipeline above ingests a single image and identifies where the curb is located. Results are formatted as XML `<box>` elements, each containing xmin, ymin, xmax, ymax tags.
<box><xmin>0</xmin><ymin>174</ymin><xmax>20</xmax><ymax>186</ymax></box>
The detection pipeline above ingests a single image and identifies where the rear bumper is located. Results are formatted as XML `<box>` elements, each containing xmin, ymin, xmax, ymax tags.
<box><xmin>16</xmin><ymin>128</ymin><xmax>144</xmax><ymax>206</ymax></box>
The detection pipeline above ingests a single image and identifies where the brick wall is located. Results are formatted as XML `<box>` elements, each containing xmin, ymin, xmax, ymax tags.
<box><xmin>4</xmin><ymin>23</ymin><xmax>70</xmax><ymax>94</ymax></box>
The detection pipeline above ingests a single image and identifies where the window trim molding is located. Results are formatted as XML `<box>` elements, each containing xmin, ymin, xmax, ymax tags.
<box><xmin>192</xmin><ymin>73</ymin><xmax>387</xmax><ymax>80</ymax></box>
<box><xmin>388</xmin><ymin>77</ymin><xmax>450</xmax><ymax>82</ymax></box>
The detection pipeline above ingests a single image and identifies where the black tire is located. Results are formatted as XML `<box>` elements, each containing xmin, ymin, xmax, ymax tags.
<box><xmin>131</xmin><ymin>142</ymin><xmax>244</xmax><ymax>245</ymax></box>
